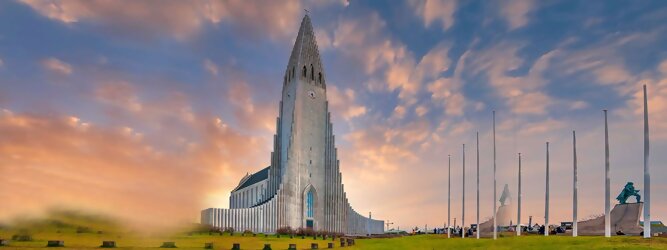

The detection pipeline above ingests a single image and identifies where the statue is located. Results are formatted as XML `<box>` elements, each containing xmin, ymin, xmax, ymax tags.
<box><xmin>616</xmin><ymin>182</ymin><xmax>641</xmax><ymax>204</ymax></box>
<box><xmin>499</xmin><ymin>184</ymin><xmax>511</xmax><ymax>206</ymax></box>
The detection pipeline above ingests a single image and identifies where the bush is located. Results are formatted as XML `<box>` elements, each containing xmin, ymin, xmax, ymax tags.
<box><xmin>243</xmin><ymin>230</ymin><xmax>253</xmax><ymax>235</ymax></box>
<box><xmin>12</xmin><ymin>231</ymin><xmax>32</xmax><ymax>242</ymax></box>
<box><xmin>296</xmin><ymin>227</ymin><xmax>315</xmax><ymax>237</ymax></box>
<box><xmin>222</xmin><ymin>227</ymin><xmax>235</xmax><ymax>234</ymax></box>
<box><xmin>276</xmin><ymin>226</ymin><xmax>294</xmax><ymax>235</ymax></box>
<box><xmin>76</xmin><ymin>226</ymin><xmax>92</xmax><ymax>233</ymax></box>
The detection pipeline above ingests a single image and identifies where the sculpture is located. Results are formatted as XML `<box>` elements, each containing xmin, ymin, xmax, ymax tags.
<box><xmin>500</xmin><ymin>184</ymin><xmax>511</xmax><ymax>206</ymax></box>
<box><xmin>616</xmin><ymin>182</ymin><xmax>641</xmax><ymax>204</ymax></box>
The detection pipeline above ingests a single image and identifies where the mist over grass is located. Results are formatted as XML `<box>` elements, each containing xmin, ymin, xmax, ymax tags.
<box><xmin>0</xmin><ymin>207</ymin><xmax>203</xmax><ymax>237</ymax></box>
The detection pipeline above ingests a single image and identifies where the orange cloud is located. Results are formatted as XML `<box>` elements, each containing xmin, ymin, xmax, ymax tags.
<box><xmin>20</xmin><ymin>0</ymin><xmax>302</xmax><ymax>40</ymax></box>
<box><xmin>327</xmin><ymin>85</ymin><xmax>367</xmax><ymax>121</ymax></box>
<box><xmin>409</xmin><ymin>0</ymin><xmax>458</xmax><ymax>31</ymax></box>
<box><xmin>0</xmin><ymin>105</ymin><xmax>267</xmax><ymax>230</ymax></box>
<box><xmin>498</xmin><ymin>0</ymin><xmax>536</xmax><ymax>30</ymax></box>
<box><xmin>42</xmin><ymin>57</ymin><xmax>73</xmax><ymax>75</ymax></box>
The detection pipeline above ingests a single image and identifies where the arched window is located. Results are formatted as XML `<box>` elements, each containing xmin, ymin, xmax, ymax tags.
<box><xmin>302</xmin><ymin>66</ymin><xmax>307</xmax><ymax>77</ymax></box>
<box><xmin>306</xmin><ymin>189</ymin><xmax>314</xmax><ymax>218</ymax></box>
<box><xmin>318</xmin><ymin>72</ymin><xmax>322</xmax><ymax>83</ymax></box>
<box><xmin>310</xmin><ymin>64</ymin><xmax>314</xmax><ymax>80</ymax></box>
<box><xmin>292</xmin><ymin>67</ymin><xmax>295</xmax><ymax>79</ymax></box>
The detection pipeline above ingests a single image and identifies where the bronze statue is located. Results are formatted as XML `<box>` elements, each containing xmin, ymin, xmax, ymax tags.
<box><xmin>616</xmin><ymin>182</ymin><xmax>641</xmax><ymax>204</ymax></box>
<box><xmin>500</xmin><ymin>184</ymin><xmax>511</xmax><ymax>206</ymax></box>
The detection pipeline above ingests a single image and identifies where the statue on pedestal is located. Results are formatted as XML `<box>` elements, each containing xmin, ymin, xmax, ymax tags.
<box><xmin>616</xmin><ymin>182</ymin><xmax>641</xmax><ymax>204</ymax></box>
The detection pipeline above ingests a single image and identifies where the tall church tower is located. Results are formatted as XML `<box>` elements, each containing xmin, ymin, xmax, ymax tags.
<box><xmin>201</xmin><ymin>14</ymin><xmax>384</xmax><ymax>235</ymax></box>
<box><xmin>273</xmin><ymin>14</ymin><xmax>329</xmax><ymax>230</ymax></box>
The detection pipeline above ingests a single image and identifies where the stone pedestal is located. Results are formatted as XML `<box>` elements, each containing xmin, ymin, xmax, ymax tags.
<box><xmin>579</xmin><ymin>203</ymin><xmax>644</xmax><ymax>236</ymax></box>
<box><xmin>232</xmin><ymin>243</ymin><xmax>241</xmax><ymax>250</ymax></box>
<box><xmin>101</xmin><ymin>241</ymin><xmax>116</xmax><ymax>248</ymax></box>
<box><xmin>47</xmin><ymin>240</ymin><xmax>64</xmax><ymax>247</ymax></box>
<box><xmin>477</xmin><ymin>204</ymin><xmax>514</xmax><ymax>237</ymax></box>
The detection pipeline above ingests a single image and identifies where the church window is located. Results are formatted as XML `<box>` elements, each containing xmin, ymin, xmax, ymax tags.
<box><xmin>310</xmin><ymin>64</ymin><xmax>314</xmax><ymax>80</ymax></box>
<box><xmin>306</xmin><ymin>189</ymin><xmax>314</xmax><ymax>218</ymax></box>
<box><xmin>292</xmin><ymin>67</ymin><xmax>295</xmax><ymax>79</ymax></box>
<box><xmin>303</xmin><ymin>66</ymin><xmax>307</xmax><ymax>77</ymax></box>
<box><xmin>318</xmin><ymin>72</ymin><xmax>322</xmax><ymax>83</ymax></box>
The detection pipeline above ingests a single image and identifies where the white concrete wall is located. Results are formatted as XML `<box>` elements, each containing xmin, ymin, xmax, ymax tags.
<box><xmin>230</xmin><ymin>179</ymin><xmax>268</xmax><ymax>209</ymax></box>
<box><xmin>201</xmin><ymin>196</ymin><xmax>279</xmax><ymax>233</ymax></box>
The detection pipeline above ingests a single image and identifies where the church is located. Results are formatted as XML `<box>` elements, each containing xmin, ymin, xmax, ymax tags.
<box><xmin>200</xmin><ymin>14</ymin><xmax>384</xmax><ymax>235</ymax></box>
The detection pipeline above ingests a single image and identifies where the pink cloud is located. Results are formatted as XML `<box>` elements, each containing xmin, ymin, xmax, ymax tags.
<box><xmin>499</xmin><ymin>0</ymin><xmax>535</xmax><ymax>30</ymax></box>
<box><xmin>20</xmin><ymin>0</ymin><xmax>302</xmax><ymax>40</ymax></box>
<box><xmin>409</xmin><ymin>0</ymin><xmax>458</xmax><ymax>31</ymax></box>
<box><xmin>42</xmin><ymin>57</ymin><xmax>73</xmax><ymax>75</ymax></box>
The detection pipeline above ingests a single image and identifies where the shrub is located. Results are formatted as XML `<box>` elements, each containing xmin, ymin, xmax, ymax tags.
<box><xmin>296</xmin><ymin>227</ymin><xmax>315</xmax><ymax>237</ymax></box>
<box><xmin>11</xmin><ymin>231</ymin><xmax>32</xmax><ymax>242</ymax></box>
<box><xmin>243</xmin><ymin>230</ymin><xmax>253</xmax><ymax>235</ymax></box>
<box><xmin>276</xmin><ymin>226</ymin><xmax>294</xmax><ymax>235</ymax></box>
<box><xmin>222</xmin><ymin>227</ymin><xmax>235</xmax><ymax>234</ymax></box>
<box><xmin>76</xmin><ymin>226</ymin><xmax>92</xmax><ymax>233</ymax></box>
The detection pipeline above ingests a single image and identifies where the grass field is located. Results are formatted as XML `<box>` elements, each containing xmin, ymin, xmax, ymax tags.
<box><xmin>3</xmin><ymin>231</ymin><xmax>667</xmax><ymax>249</ymax></box>
<box><xmin>2</xmin><ymin>211</ymin><xmax>667</xmax><ymax>249</ymax></box>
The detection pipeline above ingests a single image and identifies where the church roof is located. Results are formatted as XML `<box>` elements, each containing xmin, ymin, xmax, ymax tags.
<box><xmin>232</xmin><ymin>166</ymin><xmax>269</xmax><ymax>192</ymax></box>
<box><xmin>285</xmin><ymin>14</ymin><xmax>326</xmax><ymax>86</ymax></box>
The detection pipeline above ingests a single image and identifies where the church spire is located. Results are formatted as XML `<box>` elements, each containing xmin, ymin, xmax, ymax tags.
<box><xmin>285</xmin><ymin>14</ymin><xmax>326</xmax><ymax>87</ymax></box>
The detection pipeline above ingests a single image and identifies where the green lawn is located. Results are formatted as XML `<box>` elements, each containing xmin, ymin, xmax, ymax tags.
<box><xmin>350</xmin><ymin>234</ymin><xmax>667</xmax><ymax>250</ymax></box>
<box><xmin>2</xmin><ymin>211</ymin><xmax>666</xmax><ymax>249</ymax></box>
<box><xmin>2</xmin><ymin>231</ymin><xmax>667</xmax><ymax>249</ymax></box>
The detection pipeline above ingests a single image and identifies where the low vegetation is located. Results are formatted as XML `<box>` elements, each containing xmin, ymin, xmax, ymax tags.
<box><xmin>1</xmin><ymin>211</ymin><xmax>666</xmax><ymax>249</ymax></box>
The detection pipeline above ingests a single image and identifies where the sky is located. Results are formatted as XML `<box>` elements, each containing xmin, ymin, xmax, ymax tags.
<box><xmin>1</xmin><ymin>0</ymin><xmax>666</xmax><ymax>231</ymax></box>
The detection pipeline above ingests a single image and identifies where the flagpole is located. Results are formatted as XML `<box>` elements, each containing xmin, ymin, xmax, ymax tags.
<box><xmin>493</xmin><ymin>111</ymin><xmax>497</xmax><ymax>240</ymax></box>
<box><xmin>545</xmin><ymin>142</ymin><xmax>549</xmax><ymax>236</ymax></box>
<box><xmin>643</xmin><ymin>84</ymin><xmax>651</xmax><ymax>238</ymax></box>
<box><xmin>517</xmin><ymin>153</ymin><xmax>522</xmax><ymax>236</ymax></box>
<box><xmin>448</xmin><ymin>154</ymin><xmax>451</xmax><ymax>238</ymax></box>
<box><xmin>604</xmin><ymin>110</ymin><xmax>611</xmax><ymax>238</ymax></box>
<box><xmin>476</xmin><ymin>132</ymin><xmax>480</xmax><ymax>239</ymax></box>
<box><xmin>462</xmin><ymin>143</ymin><xmax>466</xmax><ymax>238</ymax></box>
<box><xmin>573</xmin><ymin>131</ymin><xmax>578</xmax><ymax>237</ymax></box>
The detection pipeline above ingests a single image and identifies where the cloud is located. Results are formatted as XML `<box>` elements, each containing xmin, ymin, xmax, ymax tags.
<box><xmin>20</xmin><ymin>0</ymin><xmax>302</xmax><ymax>40</ymax></box>
<box><xmin>593</xmin><ymin>64</ymin><xmax>633</xmax><ymax>85</ymax></box>
<box><xmin>0</xmin><ymin>110</ymin><xmax>266</xmax><ymax>229</ymax></box>
<box><xmin>499</xmin><ymin>0</ymin><xmax>535</xmax><ymax>30</ymax></box>
<box><xmin>327</xmin><ymin>85</ymin><xmax>367</xmax><ymax>121</ymax></box>
<box><xmin>409</xmin><ymin>0</ymin><xmax>458</xmax><ymax>31</ymax></box>
<box><xmin>225</xmin><ymin>78</ymin><xmax>277</xmax><ymax>133</ymax></box>
<box><xmin>315</xmin><ymin>28</ymin><xmax>333</xmax><ymax>51</ymax></box>
<box><xmin>466</xmin><ymin>43</ymin><xmax>556</xmax><ymax>114</ymax></box>
<box><xmin>41</xmin><ymin>57</ymin><xmax>73</xmax><ymax>75</ymax></box>
<box><xmin>203</xmin><ymin>59</ymin><xmax>219</xmax><ymax>76</ymax></box>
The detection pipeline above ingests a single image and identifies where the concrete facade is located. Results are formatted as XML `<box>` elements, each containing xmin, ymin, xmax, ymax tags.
<box><xmin>201</xmin><ymin>15</ymin><xmax>384</xmax><ymax>235</ymax></box>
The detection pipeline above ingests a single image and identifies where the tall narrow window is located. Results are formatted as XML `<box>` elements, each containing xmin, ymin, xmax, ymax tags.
<box><xmin>310</xmin><ymin>64</ymin><xmax>314</xmax><ymax>80</ymax></box>
<box><xmin>302</xmin><ymin>66</ymin><xmax>307</xmax><ymax>77</ymax></box>
<box><xmin>318</xmin><ymin>72</ymin><xmax>322</xmax><ymax>83</ymax></box>
<box><xmin>306</xmin><ymin>190</ymin><xmax>314</xmax><ymax>218</ymax></box>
